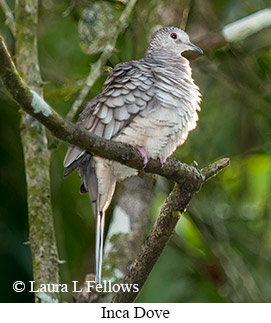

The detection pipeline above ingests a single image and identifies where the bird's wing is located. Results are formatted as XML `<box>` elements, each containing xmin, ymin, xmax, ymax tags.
<box><xmin>63</xmin><ymin>61</ymin><xmax>154</xmax><ymax>172</ymax></box>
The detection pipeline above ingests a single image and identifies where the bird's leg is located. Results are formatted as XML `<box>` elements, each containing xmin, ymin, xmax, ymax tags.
<box><xmin>136</xmin><ymin>145</ymin><xmax>149</xmax><ymax>168</ymax></box>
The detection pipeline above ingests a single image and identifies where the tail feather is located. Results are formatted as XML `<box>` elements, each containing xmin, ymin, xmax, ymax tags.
<box><xmin>95</xmin><ymin>211</ymin><xmax>105</xmax><ymax>284</ymax></box>
<box><xmin>64</xmin><ymin>145</ymin><xmax>85</xmax><ymax>169</ymax></box>
<box><xmin>64</xmin><ymin>146</ymin><xmax>116</xmax><ymax>284</ymax></box>
<box><xmin>79</xmin><ymin>157</ymin><xmax>106</xmax><ymax>284</ymax></box>
<box><xmin>64</xmin><ymin>149</ymin><xmax>91</xmax><ymax>178</ymax></box>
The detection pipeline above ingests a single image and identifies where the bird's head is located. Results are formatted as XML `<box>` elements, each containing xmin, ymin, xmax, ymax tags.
<box><xmin>146</xmin><ymin>27</ymin><xmax>203</xmax><ymax>58</ymax></box>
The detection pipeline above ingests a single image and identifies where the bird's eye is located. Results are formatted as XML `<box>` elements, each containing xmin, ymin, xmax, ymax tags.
<box><xmin>170</xmin><ymin>33</ymin><xmax>177</xmax><ymax>40</ymax></box>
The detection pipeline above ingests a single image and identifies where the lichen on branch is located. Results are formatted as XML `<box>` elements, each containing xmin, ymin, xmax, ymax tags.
<box><xmin>14</xmin><ymin>0</ymin><xmax>60</xmax><ymax>303</ymax></box>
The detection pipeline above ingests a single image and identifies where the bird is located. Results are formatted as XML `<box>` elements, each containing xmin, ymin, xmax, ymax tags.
<box><xmin>64</xmin><ymin>26</ymin><xmax>203</xmax><ymax>284</ymax></box>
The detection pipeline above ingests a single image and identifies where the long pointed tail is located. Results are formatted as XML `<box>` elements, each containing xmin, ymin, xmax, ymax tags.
<box><xmin>95</xmin><ymin>211</ymin><xmax>105</xmax><ymax>284</ymax></box>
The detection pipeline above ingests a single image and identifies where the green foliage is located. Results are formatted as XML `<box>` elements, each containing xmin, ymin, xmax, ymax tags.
<box><xmin>0</xmin><ymin>0</ymin><xmax>270</xmax><ymax>302</ymax></box>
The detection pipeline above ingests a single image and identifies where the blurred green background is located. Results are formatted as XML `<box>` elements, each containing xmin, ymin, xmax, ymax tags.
<box><xmin>0</xmin><ymin>0</ymin><xmax>270</xmax><ymax>302</ymax></box>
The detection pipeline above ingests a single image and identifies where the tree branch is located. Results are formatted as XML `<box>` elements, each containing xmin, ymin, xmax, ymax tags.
<box><xmin>0</xmin><ymin>0</ymin><xmax>16</xmax><ymax>35</ymax></box>
<box><xmin>66</xmin><ymin>0</ymin><xmax>138</xmax><ymax>121</ymax></box>
<box><xmin>14</xmin><ymin>0</ymin><xmax>60</xmax><ymax>302</ymax></box>
<box><xmin>222</xmin><ymin>8</ymin><xmax>271</xmax><ymax>43</ymax></box>
<box><xmin>112</xmin><ymin>159</ymin><xmax>229</xmax><ymax>303</ymax></box>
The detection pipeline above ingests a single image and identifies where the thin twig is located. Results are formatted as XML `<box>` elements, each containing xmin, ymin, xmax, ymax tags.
<box><xmin>0</xmin><ymin>0</ymin><xmax>16</xmax><ymax>35</ymax></box>
<box><xmin>66</xmin><ymin>0</ymin><xmax>138</xmax><ymax>121</ymax></box>
<box><xmin>179</xmin><ymin>0</ymin><xmax>191</xmax><ymax>31</ymax></box>
<box><xmin>201</xmin><ymin>158</ymin><xmax>230</xmax><ymax>181</ymax></box>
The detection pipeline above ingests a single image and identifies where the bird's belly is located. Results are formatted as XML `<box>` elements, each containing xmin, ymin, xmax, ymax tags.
<box><xmin>114</xmin><ymin>105</ymin><xmax>184</xmax><ymax>161</ymax></box>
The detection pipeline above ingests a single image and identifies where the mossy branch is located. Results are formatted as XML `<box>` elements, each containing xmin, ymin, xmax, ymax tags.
<box><xmin>112</xmin><ymin>159</ymin><xmax>229</xmax><ymax>303</ymax></box>
<box><xmin>14</xmin><ymin>0</ymin><xmax>60</xmax><ymax>303</ymax></box>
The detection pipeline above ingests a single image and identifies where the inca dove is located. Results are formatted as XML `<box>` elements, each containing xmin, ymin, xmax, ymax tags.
<box><xmin>64</xmin><ymin>27</ymin><xmax>203</xmax><ymax>284</ymax></box>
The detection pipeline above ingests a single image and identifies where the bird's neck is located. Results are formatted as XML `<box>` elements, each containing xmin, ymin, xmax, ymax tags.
<box><xmin>144</xmin><ymin>49</ymin><xmax>192</xmax><ymax>78</ymax></box>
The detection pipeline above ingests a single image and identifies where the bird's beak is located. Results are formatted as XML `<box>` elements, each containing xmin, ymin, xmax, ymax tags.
<box><xmin>189</xmin><ymin>42</ymin><xmax>203</xmax><ymax>54</ymax></box>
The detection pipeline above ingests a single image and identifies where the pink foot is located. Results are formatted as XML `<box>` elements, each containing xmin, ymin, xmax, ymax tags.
<box><xmin>136</xmin><ymin>145</ymin><xmax>149</xmax><ymax>168</ymax></box>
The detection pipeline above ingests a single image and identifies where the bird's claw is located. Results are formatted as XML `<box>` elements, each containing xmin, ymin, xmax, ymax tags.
<box><xmin>136</xmin><ymin>145</ymin><xmax>149</xmax><ymax>168</ymax></box>
<box><xmin>159</xmin><ymin>155</ymin><xmax>166</xmax><ymax>168</ymax></box>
